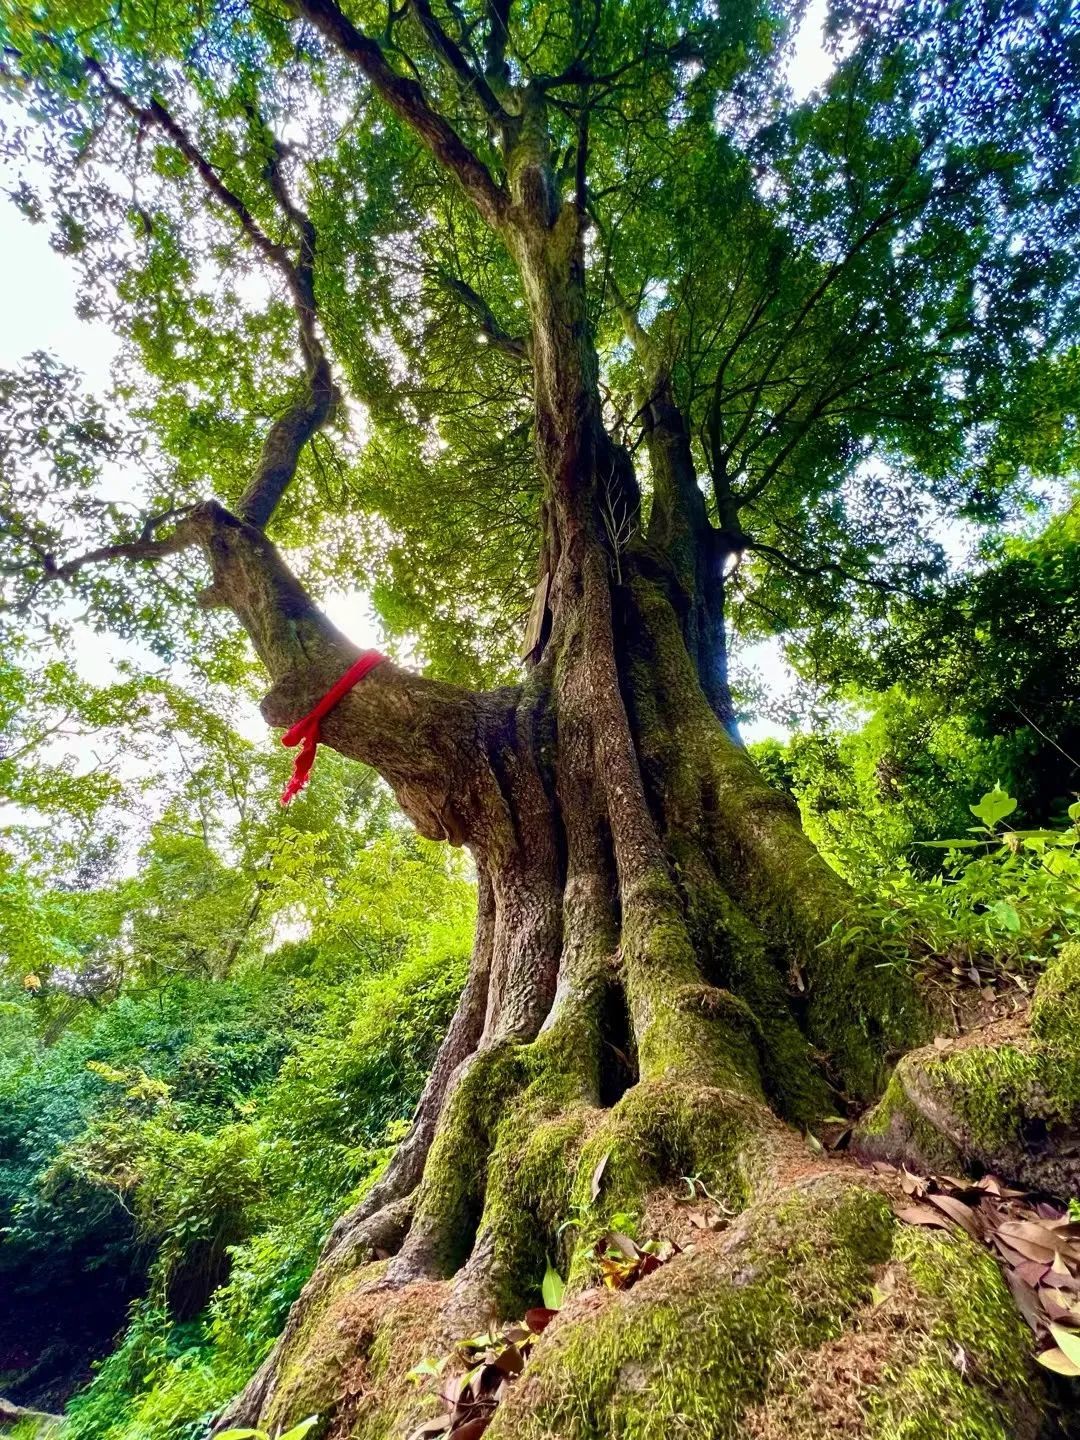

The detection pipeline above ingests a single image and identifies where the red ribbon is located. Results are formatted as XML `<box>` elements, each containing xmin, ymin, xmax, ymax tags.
<box><xmin>280</xmin><ymin>651</ymin><xmax>386</xmax><ymax>805</ymax></box>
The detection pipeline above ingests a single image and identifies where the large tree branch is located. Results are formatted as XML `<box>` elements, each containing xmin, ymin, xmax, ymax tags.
<box><xmin>85</xmin><ymin>59</ymin><xmax>336</xmax><ymax>531</ymax></box>
<box><xmin>295</xmin><ymin>0</ymin><xmax>508</xmax><ymax>230</ymax></box>
<box><xmin>17</xmin><ymin>497</ymin><xmax>498</xmax><ymax>842</ymax></box>
<box><xmin>745</xmin><ymin>539</ymin><xmax>912</xmax><ymax>598</ymax></box>
<box><xmin>483</xmin><ymin>0</ymin><xmax>512</xmax><ymax>89</ymax></box>
<box><xmin>408</xmin><ymin>0</ymin><xmax>506</xmax><ymax>122</ymax></box>
<box><xmin>194</xmin><ymin>503</ymin><xmax>499</xmax><ymax>841</ymax></box>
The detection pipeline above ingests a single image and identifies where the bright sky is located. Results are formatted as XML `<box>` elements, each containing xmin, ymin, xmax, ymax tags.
<box><xmin>0</xmin><ymin>0</ymin><xmax>845</xmax><ymax>815</ymax></box>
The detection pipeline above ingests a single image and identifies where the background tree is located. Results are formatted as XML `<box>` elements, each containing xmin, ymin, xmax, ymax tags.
<box><xmin>2</xmin><ymin>0</ymin><xmax>1080</xmax><ymax>1433</ymax></box>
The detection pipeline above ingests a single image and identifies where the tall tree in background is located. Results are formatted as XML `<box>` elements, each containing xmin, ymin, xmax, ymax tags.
<box><xmin>2</xmin><ymin>0</ymin><xmax>1080</xmax><ymax>1432</ymax></box>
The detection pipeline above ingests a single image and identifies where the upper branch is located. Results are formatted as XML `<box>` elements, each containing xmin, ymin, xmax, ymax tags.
<box><xmin>84</xmin><ymin>59</ymin><xmax>299</xmax><ymax>301</ymax></box>
<box><xmin>85</xmin><ymin>58</ymin><xmax>335</xmax><ymax>531</ymax></box>
<box><xmin>408</xmin><ymin>0</ymin><xmax>507</xmax><ymax>123</ymax></box>
<box><xmin>745</xmin><ymin>539</ymin><xmax>914</xmax><ymax>598</ymax></box>
<box><xmin>238</xmin><ymin>129</ymin><xmax>336</xmax><ymax>528</ymax></box>
<box><xmin>17</xmin><ymin>509</ymin><xmax>194</xmax><ymax>597</ymax></box>
<box><xmin>433</xmin><ymin>270</ymin><xmax>529</xmax><ymax>360</ymax></box>
<box><xmin>483</xmin><ymin>0</ymin><xmax>512</xmax><ymax>89</ymax></box>
<box><xmin>296</xmin><ymin>0</ymin><xmax>509</xmax><ymax>230</ymax></box>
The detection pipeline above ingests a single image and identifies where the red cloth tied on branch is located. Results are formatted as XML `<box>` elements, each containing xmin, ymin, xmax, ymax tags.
<box><xmin>280</xmin><ymin>651</ymin><xmax>386</xmax><ymax>805</ymax></box>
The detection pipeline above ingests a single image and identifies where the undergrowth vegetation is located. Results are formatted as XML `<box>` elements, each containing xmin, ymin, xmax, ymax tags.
<box><xmin>0</xmin><ymin>807</ymin><xmax>473</xmax><ymax>1437</ymax></box>
<box><xmin>754</xmin><ymin>729</ymin><xmax>1080</xmax><ymax>983</ymax></box>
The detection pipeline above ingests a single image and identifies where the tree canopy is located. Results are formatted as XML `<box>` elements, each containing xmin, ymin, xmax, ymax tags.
<box><xmin>2</xmin><ymin>0</ymin><xmax>1078</xmax><ymax>688</ymax></box>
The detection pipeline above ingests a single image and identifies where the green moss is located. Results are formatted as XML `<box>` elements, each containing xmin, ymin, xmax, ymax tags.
<box><xmin>620</xmin><ymin>878</ymin><xmax>768</xmax><ymax>1095</ymax></box>
<box><xmin>868</xmin><ymin>1227</ymin><xmax>1036</xmax><ymax>1440</ymax></box>
<box><xmin>485</xmin><ymin>1179</ymin><xmax>894</xmax><ymax>1440</ymax></box>
<box><xmin>588</xmin><ymin>1080</ymin><xmax>767</xmax><ymax>1218</ymax></box>
<box><xmin>922</xmin><ymin>1039</ymin><xmax>1080</xmax><ymax>1154</ymax></box>
<box><xmin>263</xmin><ymin>1262</ymin><xmax>391</xmax><ymax>1426</ymax></box>
<box><xmin>646</xmin><ymin>982</ymin><xmax>766</xmax><ymax>1093</ymax></box>
<box><xmin>925</xmin><ymin>1045</ymin><xmax>1041</xmax><ymax>1152</ymax></box>
<box><xmin>744</xmin><ymin>1220</ymin><xmax>1038</xmax><ymax>1440</ymax></box>
<box><xmin>502</xmin><ymin>1178</ymin><xmax>1036</xmax><ymax>1440</ymax></box>
<box><xmin>671</xmin><ymin>839</ymin><xmax>833</xmax><ymax>1123</ymax></box>
<box><xmin>625</xmin><ymin>575</ymin><xmax>930</xmax><ymax>1103</ymax></box>
<box><xmin>408</xmin><ymin>1043</ymin><xmax>529</xmax><ymax>1274</ymax></box>
<box><xmin>1030</xmin><ymin>941</ymin><xmax>1080</xmax><ymax>1044</ymax></box>
<box><xmin>859</xmin><ymin>1022</ymin><xmax>1080</xmax><ymax>1198</ymax></box>
<box><xmin>858</xmin><ymin>1068</ymin><xmax>965</xmax><ymax>1171</ymax></box>
<box><xmin>480</xmin><ymin>1104</ymin><xmax>590</xmax><ymax>1316</ymax></box>
<box><xmin>470</xmin><ymin>1067</ymin><xmax>776</xmax><ymax>1317</ymax></box>
<box><xmin>804</xmin><ymin>937</ymin><xmax>931</xmax><ymax>1102</ymax></box>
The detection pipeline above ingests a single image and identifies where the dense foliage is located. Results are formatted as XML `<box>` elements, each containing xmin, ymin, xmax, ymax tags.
<box><xmin>1</xmin><ymin>0</ymin><xmax>1079</xmax><ymax>1432</ymax></box>
<box><xmin>0</xmin><ymin>777</ymin><xmax>473</xmax><ymax>1430</ymax></box>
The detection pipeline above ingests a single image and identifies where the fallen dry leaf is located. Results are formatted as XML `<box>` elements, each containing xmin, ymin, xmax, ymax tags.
<box><xmin>925</xmin><ymin>1192</ymin><xmax>982</xmax><ymax>1239</ymax></box>
<box><xmin>895</xmin><ymin>1204</ymin><xmax>949</xmax><ymax>1229</ymax></box>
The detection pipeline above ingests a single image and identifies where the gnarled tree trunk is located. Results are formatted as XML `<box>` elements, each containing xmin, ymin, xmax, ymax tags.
<box><xmin>150</xmin><ymin>73</ymin><xmax>1065</xmax><ymax>1440</ymax></box>
<box><xmin>14</xmin><ymin>2</ymin><xmax>1076</xmax><ymax>1430</ymax></box>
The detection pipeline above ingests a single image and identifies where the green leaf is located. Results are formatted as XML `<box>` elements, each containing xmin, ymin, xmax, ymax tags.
<box><xmin>406</xmin><ymin>1356</ymin><xmax>447</xmax><ymax>1382</ymax></box>
<box><xmin>279</xmin><ymin>1424</ymin><xmax>320</xmax><ymax>1440</ymax></box>
<box><xmin>991</xmin><ymin>901</ymin><xmax>1022</xmax><ymax>932</ymax></box>
<box><xmin>1051</xmin><ymin>1324</ymin><xmax>1080</xmax><ymax>1369</ymax></box>
<box><xmin>969</xmin><ymin>786</ymin><xmax>1017</xmax><ymax>829</ymax></box>
<box><xmin>215</xmin><ymin>1430</ymin><xmax>267</xmax><ymax>1440</ymax></box>
<box><xmin>541</xmin><ymin>1259</ymin><xmax>565</xmax><ymax>1311</ymax></box>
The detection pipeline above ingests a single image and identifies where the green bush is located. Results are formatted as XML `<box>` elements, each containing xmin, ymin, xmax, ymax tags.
<box><xmin>57</xmin><ymin>925</ymin><xmax>470</xmax><ymax>1440</ymax></box>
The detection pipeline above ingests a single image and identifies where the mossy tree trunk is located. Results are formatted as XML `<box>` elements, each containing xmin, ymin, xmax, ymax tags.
<box><xmin>150</xmin><ymin>31</ymin><xmax>1067</xmax><ymax>1435</ymax></box>
<box><xmin>179</xmin><ymin>104</ymin><xmax>957</xmax><ymax>1434</ymax></box>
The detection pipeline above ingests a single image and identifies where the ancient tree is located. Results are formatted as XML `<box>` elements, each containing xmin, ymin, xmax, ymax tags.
<box><xmin>4</xmin><ymin>0</ymin><xmax>1080</xmax><ymax>1433</ymax></box>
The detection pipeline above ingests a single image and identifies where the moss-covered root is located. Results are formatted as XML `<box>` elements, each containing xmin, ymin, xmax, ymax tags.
<box><xmin>484</xmin><ymin>1176</ymin><xmax>1044</xmax><ymax>1440</ymax></box>
<box><xmin>446</xmin><ymin>1074</ymin><xmax>785</xmax><ymax>1328</ymax></box>
<box><xmin>259</xmin><ymin>1263</ymin><xmax>453</xmax><ymax>1440</ymax></box>
<box><xmin>855</xmin><ymin>944</ymin><xmax>1080</xmax><ymax>1198</ymax></box>
<box><xmin>623</xmin><ymin>574</ymin><xmax>929</xmax><ymax>1101</ymax></box>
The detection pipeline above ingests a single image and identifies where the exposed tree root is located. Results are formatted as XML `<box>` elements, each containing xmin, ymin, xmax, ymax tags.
<box><xmin>236</xmin><ymin>1167</ymin><xmax>1057</xmax><ymax>1440</ymax></box>
<box><xmin>856</xmin><ymin>944</ymin><xmax>1080</xmax><ymax>1199</ymax></box>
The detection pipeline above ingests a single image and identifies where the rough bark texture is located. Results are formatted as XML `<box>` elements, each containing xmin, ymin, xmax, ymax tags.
<box><xmin>167</xmin><ymin>78</ymin><xmax>1076</xmax><ymax>1439</ymax></box>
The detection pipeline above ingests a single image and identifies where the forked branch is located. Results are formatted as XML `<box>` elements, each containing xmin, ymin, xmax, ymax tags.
<box><xmin>296</xmin><ymin>0</ymin><xmax>509</xmax><ymax>230</ymax></box>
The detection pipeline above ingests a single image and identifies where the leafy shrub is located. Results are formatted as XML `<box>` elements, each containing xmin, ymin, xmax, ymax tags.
<box><xmin>834</xmin><ymin>787</ymin><xmax>1080</xmax><ymax>975</ymax></box>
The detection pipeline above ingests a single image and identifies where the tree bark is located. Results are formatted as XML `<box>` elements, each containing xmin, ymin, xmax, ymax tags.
<box><xmin>197</xmin><ymin>165</ymin><xmax>1061</xmax><ymax>1440</ymax></box>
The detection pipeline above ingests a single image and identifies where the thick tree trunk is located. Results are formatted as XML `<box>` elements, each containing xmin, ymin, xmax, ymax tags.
<box><xmin>202</xmin><ymin>193</ymin><xmax>1061</xmax><ymax>1439</ymax></box>
<box><xmin>210</xmin><ymin>509</ymin><xmax>1062</xmax><ymax>1434</ymax></box>
<box><xmin>204</xmin><ymin>396</ymin><xmax>936</xmax><ymax>1433</ymax></box>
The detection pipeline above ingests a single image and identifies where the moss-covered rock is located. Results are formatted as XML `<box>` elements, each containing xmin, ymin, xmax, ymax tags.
<box><xmin>856</xmin><ymin>948</ymin><xmax>1080</xmax><ymax>1197</ymax></box>
<box><xmin>1030</xmin><ymin>942</ymin><xmax>1080</xmax><ymax>1045</ymax></box>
